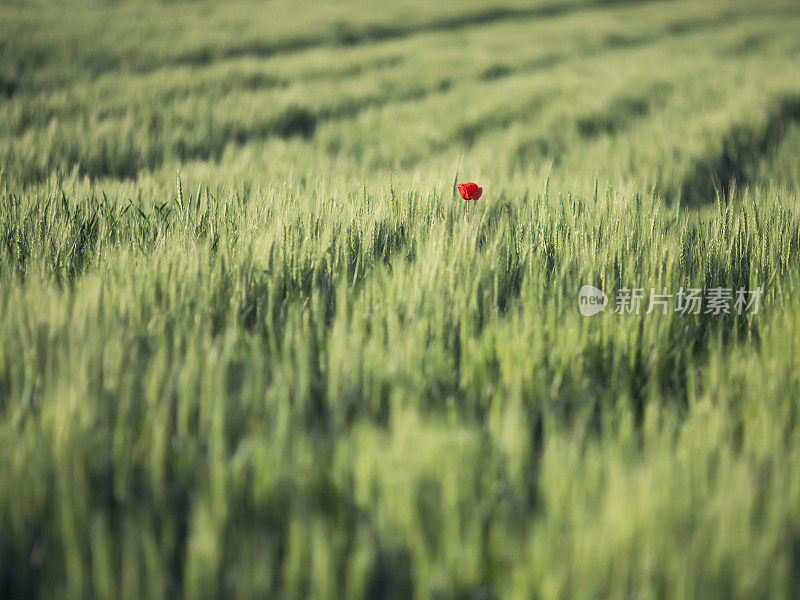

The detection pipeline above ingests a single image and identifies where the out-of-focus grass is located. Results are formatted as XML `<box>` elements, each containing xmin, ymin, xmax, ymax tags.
<box><xmin>2</xmin><ymin>0</ymin><xmax>800</xmax><ymax>598</ymax></box>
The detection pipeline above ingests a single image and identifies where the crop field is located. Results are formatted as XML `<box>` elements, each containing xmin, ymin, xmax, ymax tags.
<box><xmin>2</xmin><ymin>0</ymin><xmax>800</xmax><ymax>597</ymax></box>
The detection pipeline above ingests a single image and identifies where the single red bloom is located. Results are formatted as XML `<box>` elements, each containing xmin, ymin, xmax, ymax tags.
<box><xmin>457</xmin><ymin>182</ymin><xmax>482</xmax><ymax>201</ymax></box>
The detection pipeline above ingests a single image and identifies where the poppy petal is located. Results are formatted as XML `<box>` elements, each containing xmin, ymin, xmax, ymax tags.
<box><xmin>457</xmin><ymin>182</ymin><xmax>482</xmax><ymax>201</ymax></box>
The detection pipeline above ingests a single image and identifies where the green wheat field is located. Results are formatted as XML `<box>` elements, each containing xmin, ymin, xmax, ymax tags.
<box><xmin>2</xmin><ymin>0</ymin><xmax>800</xmax><ymax>597</ymax></box>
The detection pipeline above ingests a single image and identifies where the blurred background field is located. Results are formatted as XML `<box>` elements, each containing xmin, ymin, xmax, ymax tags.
<box><xmin>2</xmin><ymin>0</ymin><xmax>800</xmax><ymax>598</ymax></box>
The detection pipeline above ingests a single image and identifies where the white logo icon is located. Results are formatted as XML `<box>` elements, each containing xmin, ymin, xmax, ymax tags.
<box><xmin>578</xmin><ymin>285</ymin><xmax>608</xmax><ymax>316</ymax></box>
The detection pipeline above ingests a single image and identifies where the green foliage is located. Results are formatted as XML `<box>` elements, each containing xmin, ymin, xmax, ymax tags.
<box><xmin>2</xmin><ymin>0</ymin><xmax>800</xmax><ymax>598</ymax></box>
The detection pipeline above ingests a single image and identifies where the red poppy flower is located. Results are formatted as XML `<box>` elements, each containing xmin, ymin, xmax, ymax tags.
<box><xmin>457</xmin><ymin>182</ymin><xmax>482</xmax><ymax>201</ymax></box>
